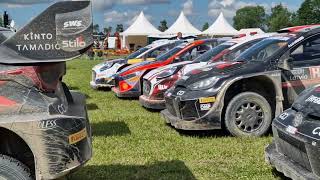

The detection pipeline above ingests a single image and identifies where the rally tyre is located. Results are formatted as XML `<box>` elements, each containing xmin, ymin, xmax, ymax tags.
<box><xmin>225</xmin><ymin>92</ymin><xmax>272</xmax><ymax>137</ymax></box>
<box><xmin>0</xmin><ymin>154</ymin><xmax>32</xmax><ymax>180</ymax></box>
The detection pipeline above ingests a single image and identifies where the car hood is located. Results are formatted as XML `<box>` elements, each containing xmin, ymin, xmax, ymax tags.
<box><xmin>176</xmin><ymin>61</ymin><xmax>245</xmax><ymax>86</ymax></box>
<box><xmin>144</xmin><ymin>61</ymin><xmax>192</xmax><ymax>80</ymax></box>
<box><xmin>292</xmin><ymin>86</ymin><xmax>320</xmax><ymax>118</ymax></box>
<box><xmin>93</xmin><ymin>58</ymin><xmax>126</xmax><ymax>70</ymax></box>
<box><xmin>119</xmin><ymin>61</ymin><xmax>154</xmax><ymax>74</ymax></box>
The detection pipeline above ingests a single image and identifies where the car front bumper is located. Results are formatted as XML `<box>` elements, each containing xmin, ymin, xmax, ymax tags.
<box><xmin>139</xmin><ymin>95</ymin><xmax>166</xmax><ymax>110</ymax></box>
<box><xmin>112</xmin><ymin>87</ymin><xmax>141</xmax><ymax>98</ymax></box>
<box><xmin>265</xmin><ymin>142</ymin><xmax>319</xmax><ymax>180</ymax></box>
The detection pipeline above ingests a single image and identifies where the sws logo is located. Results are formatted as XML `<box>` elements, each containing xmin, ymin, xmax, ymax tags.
<box><xmin>63</xmin><ymin>20</ymin><xmax>83</xmax><ymax>29</ymax></box>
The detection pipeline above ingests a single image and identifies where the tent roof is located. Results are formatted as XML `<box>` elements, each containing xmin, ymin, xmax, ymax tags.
<box><xmin>163</xmin><ymin>11</ymin><xmax>201</xmax><ymax>36</ymax></box>
<box><xmin>122</xmin><ymin>11</ymin><xmax>161</xmax><ymax>36</ymax></box>
<box><xmin>202</xmin><ymin>12</ymin><xmax>239</xmax><ymax>36</ymax></box>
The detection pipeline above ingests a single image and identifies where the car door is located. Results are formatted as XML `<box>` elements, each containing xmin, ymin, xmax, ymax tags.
<box><xmin>281</xmin><ymin>34</ymin><xmax>320</xmax><ymax>106</ymax></box>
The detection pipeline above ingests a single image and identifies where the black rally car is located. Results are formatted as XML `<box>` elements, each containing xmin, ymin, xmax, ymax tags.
<box><xmin>0</xmin><ymin>1</ymin><xmax>93</xmax><ymax>180</ymax></box>
<box><xmin>161</xmin><ymin>26</ymin><xmax>320</xmax><ymax>137</ymax></box>
<box><xmin>266</xmin><ymin>85</ymin><xmax>320</xmax><ymax>180</ymax></box>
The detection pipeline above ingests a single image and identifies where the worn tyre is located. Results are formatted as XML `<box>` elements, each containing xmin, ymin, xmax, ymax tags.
<box><xmin>0</xmin><ymin>154</ymin><xmax>32</xmax><ymax>180</ymax></box>
<box><xmin>225</xmin><ymin>92</ymin><xmax>272</xmax><ymax>137</ymax></box>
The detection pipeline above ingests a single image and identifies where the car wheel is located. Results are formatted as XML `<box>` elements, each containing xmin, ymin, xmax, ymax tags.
<box><xmin>225</xmin><ymin>92</ymin><xmax>272</xmax><ymax>137</ymax></box>
<box><xmin>0</xmin><ymin>154</ymin><xmax>32</xmax><ymax>180</ymax></box>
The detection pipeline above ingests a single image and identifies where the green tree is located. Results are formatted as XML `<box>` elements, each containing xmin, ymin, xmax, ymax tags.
<box><xmin>267</xmin><ymin>4</ymin><xmax>293</xmax><ymax>32</ymax></box>
<box><xmin>158</xmin><ymin>20</ymin><xmax>168</xmax><ymax>32</ymax></box>
<box><xmin>116</xmin><ymin>24</ymin><xmax>124</xmax><ymax>32</ymax></box>
<box><xmin>233</xmin><ymin>6</ymin><xmax>267</xmax><ymax>30</ymax></box>
<box><xmin>104</xmin><ymin>26</ymin><xmax>112</xmax><ymax>35</ymax></box>
<box><xmin>296</xmin><ymin>0</ymin><xmax>320</xmax><ymax>25</ymax></box>
<box><xmin>202</xmin><ymin>22</ymin><xmax>209</xmax><ymax>31</ymax></box>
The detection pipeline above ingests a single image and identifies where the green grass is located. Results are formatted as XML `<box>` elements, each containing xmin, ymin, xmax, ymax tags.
<box><xmin>65</xmin><ymin>59</ymin><xmax>282</xmax><ymax>180</ymax></box>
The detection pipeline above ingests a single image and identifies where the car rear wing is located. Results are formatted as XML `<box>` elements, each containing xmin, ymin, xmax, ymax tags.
<box><xmin>0</xmin><ymin>1</ymin><xmax>93</xmax><ymax>64</ymax></box>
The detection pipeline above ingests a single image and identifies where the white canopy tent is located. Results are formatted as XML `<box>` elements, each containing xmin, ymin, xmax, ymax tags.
<box><xmin>121</xmin><ymin>11</ymin><xmax>162</xmax><ymax>49</ymax></box>
<box><xmin>202</xmin><ymin>12</ymin><xmax>239</xmax><ymax>36</ymax></box>
<box><xmin>163</xmin><ymin>11</ymin><xmax>201</xmax><ymax>37</ymax></box>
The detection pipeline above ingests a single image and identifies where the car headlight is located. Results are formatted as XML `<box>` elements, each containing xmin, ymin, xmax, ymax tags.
<box><xmin>100</xmin><ymin>62</ymin><xmax>114</xmax><ymax>71</ymax></box>
<box><xmin>157</xmin><ymin>67</ymin><xmax>178</xmax><ymax>80</ymax></box>
<box><xmin>188</xmin><ymin>76</ymin><xmax>221</xmax><ymax>90</ymax></box>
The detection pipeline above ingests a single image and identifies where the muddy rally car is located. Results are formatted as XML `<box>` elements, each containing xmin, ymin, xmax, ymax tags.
<box><xmin>140</xmin><ymin>34</ymin><xmax>274</xmax><ymax>110</ymax></box>
<box><xmin>265</xmin><ymin>85</ymin><xmax>320</xmax><ymax>180</ymax></box>
<box><xmin>112</xmin><ymin>39</ymin><xmax>221</xmax><ymax>98</ymax></box>
<box><xmin>162</xmin><ymin>26</ymin><xmax>320</xmax><ymax>137</ymax></box>
<box><xmin>90</xmin><ymin>40</ymin><xmax>183</xmax><ymax>89</ymax></box>
<box><xmin>0</xmin><ymin>1</ymin><xmax>93</xmax><ymax>179</ymax></box>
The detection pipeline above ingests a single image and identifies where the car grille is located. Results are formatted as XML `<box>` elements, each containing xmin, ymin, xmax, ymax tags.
<box><xmin>143</xmin><ymin>80</ymin><xmax>151</xmax><ymax>96</ymax></box>
<box><xmin>276</xmin><ymin>130</ymin><xmax>312</xmax><ymax>171</ymax></box>
<box><xmin>92</xmin><ymin>71</ymin><xmax>96</xmax><ymax>82</ymax></box>
<box><xmin>165</xmin><ymin>97</ymin><xmax>177</xmax><ymax>117</ymax></box>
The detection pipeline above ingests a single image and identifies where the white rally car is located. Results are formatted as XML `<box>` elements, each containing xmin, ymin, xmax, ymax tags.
<box><xmin>90</xmin><ymin>40</ymin><xmax>183</xmax><ymax>89</ymax></box>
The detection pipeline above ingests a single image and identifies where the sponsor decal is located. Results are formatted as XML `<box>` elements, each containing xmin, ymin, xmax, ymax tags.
<box><xmin>63</xmin><ymin>20</ymin><xmax>83</xmax><ymax>29</ymax></box>
<box><xmin>293</xmin><ymin>112</ymin><xmax>303</xmax><ymax>127</ymax></box>
<box><xmin>309</xmin><ymin>67</ymin><xmax>320</xmax><ymax>79</ymax></box>
<box><xmin>57</xmin><ymin>104</ymin><xmax>67</xmax><ymax>114</ymax></box>
<box><xmin>38</xmin><ymin>119</ymin><xmax>57</xmax><ymax>129</ymax></box>
<box><xmin>199</xmin><ymin>97</ymin><xmax>216</xmax><ymax>104</ymax></box>
<box><xmin>288</xmin><ymin>36</ymin><xmax>304</xmax><ymax>48</ymax></box>
<box><xmin>200</xmin><ymin>103</ymin><xmax>211</xmax><ymax>111</ymax></box>
<box><xmin>177</xmin><ymin>91</ymin><xmax>185</xmax><ymax>96</ymax></box>
<box><xmin>69</xmin><ymin>128</ymin><xmax>87</xmax><ymax>144</ymax></box>
<box><xmin>16</xmin><ymin>32</ymin><xmax>60</xmax><ymax>51</ymax></box>
<box><xmin>62</xmin><ymin>36</ymin><xmax>86</xmax><ymax>49</ymax></box>
<box><xmin>166</xmin><ymin>92</ymin><xmax>172</xmax><ymax>97</ymax></box>
<box><xmin>279</xmin><ymin>112</ymin><xmax>289</xmax><ymax>120</ymax></box>
<box><xmin>312</xmin><ymin>127</ymin><xmax>320</xmax><ymax>136</ymax></box>
<box><xmin>305</xmin><ymin>95</ymin><xmax>320</xmax><ymax>105</ymax></box>
<box><xmin>158</xmin><ymin>84</ymin><xmax>168</xmax><ymax>91</ymax></box>
<box><xmin>286</xmin><ymin>125</ymin><xmax>298</xmax><ymax>134</ymax></box>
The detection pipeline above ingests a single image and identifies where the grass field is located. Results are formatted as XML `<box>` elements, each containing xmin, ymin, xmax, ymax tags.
<box><xmin>65</xmin><ymin>59</ymin><xmax>284</xmax><ymax>180</ymax></box>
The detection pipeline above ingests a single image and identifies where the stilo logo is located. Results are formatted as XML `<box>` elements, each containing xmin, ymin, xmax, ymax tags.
<box><xmin>63</xmin><ymin>20</ymin><xmax>83</xmax><ymax>29</ymax></box>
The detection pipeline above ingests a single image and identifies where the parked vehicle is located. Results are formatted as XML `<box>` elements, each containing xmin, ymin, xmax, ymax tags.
<box><xmin>140</xmin><ymin>34</ymin><xmax>274</xmax><ymax>110</ymax></box>
<box><xmin>0</xmin><ymin>1</ymin><xmax>93</xmax><ymax>179</ymax></box>
<box><xmin>112</xmin><ymin>39</ymin><xmax>222</xmax><ymax>98</ymax></box>
<box><xmin>265</xmin><ymin>85</ymin><xmax>320</xmax><ymax>180</ymax></box>
<box><xmin>90</xmin><ymin>40</ymin><xmax>183</xmax><ymax>89</ymax></box>
<box><xmin>161</xmin><ymin>26</ymin><xmax>320</xmax><ymax>137</ymax></box>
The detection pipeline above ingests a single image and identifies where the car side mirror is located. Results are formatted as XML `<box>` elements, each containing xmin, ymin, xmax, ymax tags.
<box><xmin>278</xmin><ymin>57</ymin><xmax>293</xmax><ymax>70</ymax></box>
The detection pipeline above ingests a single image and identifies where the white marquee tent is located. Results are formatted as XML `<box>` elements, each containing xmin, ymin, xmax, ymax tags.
<box><xmin>163</xmin><ymin>11</ymin><xmax>201</xmax><ymax>36</ymax></box>
<box><xmin>202</xmin><ymin>12</ymin><xmax>239</xmax><ymax>36</ymax></box>
<box><xmin>121</xmin><ymin>11</ymin><xmax>162</xmax><ymax>49</ymax></box>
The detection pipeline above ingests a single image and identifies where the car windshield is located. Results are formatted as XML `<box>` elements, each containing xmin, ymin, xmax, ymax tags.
<box><xmin>127</xmin><ymin>47</ymin><xmax>150</xmax><ymax>59</ymax></box>
<box><xmin>235</xmin><ymin>38</ymin><xmax>289</xmax><ymax>62</ymax></box>
<box><xmin>194</xmin><ymin>43</ymin><xmax>236</xmax><ymax>63</ymax></box>
<box><xmin>155</xmin><ymin>46</ymin><xmax>184</xmax><ymax>61</ymax></box>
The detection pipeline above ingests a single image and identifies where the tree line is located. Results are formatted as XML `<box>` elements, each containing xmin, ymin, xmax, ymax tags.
<box><xmin>94</xmin><ymin>0</ymin><xmax>320</xmax><ymax>35</ymax></box>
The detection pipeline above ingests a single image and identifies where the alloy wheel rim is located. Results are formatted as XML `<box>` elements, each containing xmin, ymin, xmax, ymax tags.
<box><xmin>234</xmin><ymin>102</ymin><xmax>264</xmax><ymax>133</ymax></box>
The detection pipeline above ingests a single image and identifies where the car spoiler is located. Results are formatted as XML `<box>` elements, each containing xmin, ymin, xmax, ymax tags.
<box><xmin>0</xmin><ymin>1</ymin><xmax>93</xmax><ymax>64</ymax></box>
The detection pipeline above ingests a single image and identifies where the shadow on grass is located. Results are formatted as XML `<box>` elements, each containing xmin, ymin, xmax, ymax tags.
<box><xmin>69</xmin><ymin>160</ymin><xmax>196</xmax><ymax>180</ymax></box>
<box><xmin>91</xmin><ymin>121</ymin><xmax>131</xmax><ymax>137</ymax></box>
<box><xmin>86</xmin><ymin>103</ymin><xmax>99</xmax><ymax>111</ymax></box>
<box><xmin>271</xmin><ymin>168</ymin><xmax>291</xmax><ymax>180</ymax></box>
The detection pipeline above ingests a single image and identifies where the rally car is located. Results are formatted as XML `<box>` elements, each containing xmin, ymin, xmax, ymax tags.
<box><xmin>0</xmin><ymin>1</ymin><xmax>93</xmax><ymax>179</ymax></box>
<box><xmin>90</xmin><ymin>40</ymin><xmax>183</xmax><ymax>89</ymax></box>
<box><xmin>140</xmin><ymin>34</ymin><xmax>274</xmax><ymax>110</ymax></box>
<box><xmin>112</xmin><ymin>39</ymin><xmax>222</xmax><ymax>98</ymax></box>
<box><xmin>161</xmin><ymin>25</ymin><xmax>320</xmax><ymax>137</ymax></box>
<box><xmin>265</xmin><ymin>85</ymin><xmax>320</xmax><ymax>180</ymax></box>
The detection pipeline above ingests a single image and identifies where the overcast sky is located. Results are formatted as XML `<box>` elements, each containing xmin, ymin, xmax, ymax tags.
<box><xmin>0</xmin><ymin>0</ymin><xmax>303</xmax><ymax>31</ymax></box>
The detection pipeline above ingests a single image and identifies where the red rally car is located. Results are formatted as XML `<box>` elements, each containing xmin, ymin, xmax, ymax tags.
<box><xmin>112</xmin><ymin>39</ymin><xmax>221</xmax><ymax>98</ymax></box>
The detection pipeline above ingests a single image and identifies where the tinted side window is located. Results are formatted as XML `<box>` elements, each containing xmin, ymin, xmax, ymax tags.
<box><xmin>288</xmin><ymin>34</ymin><xmax>320</xmax><ymax>67</ymax></box>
